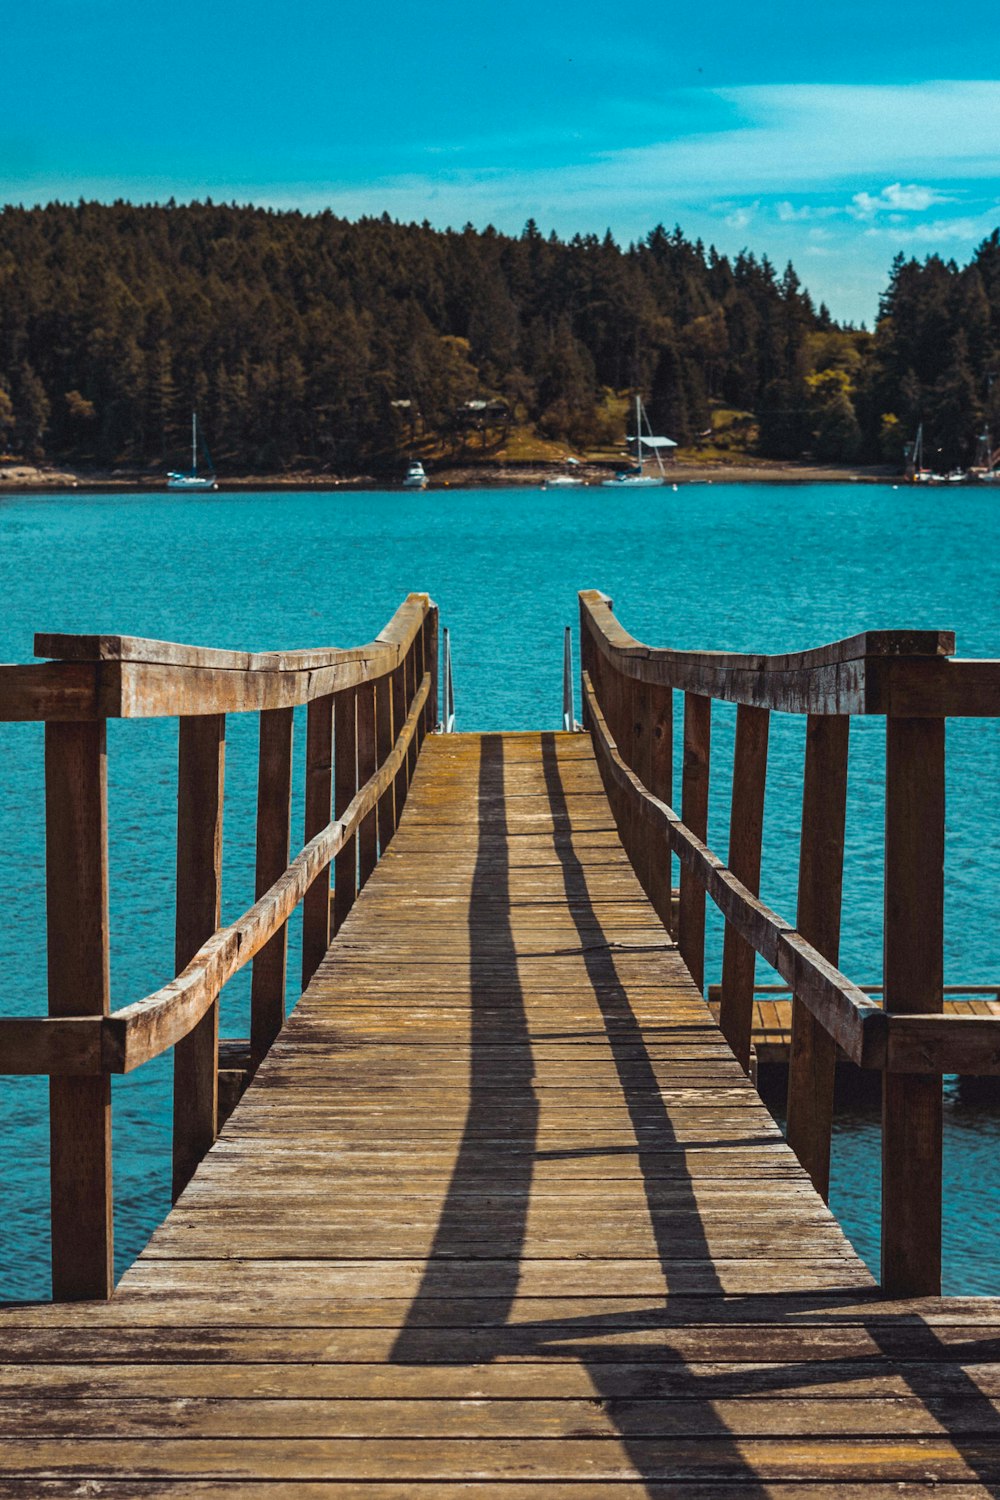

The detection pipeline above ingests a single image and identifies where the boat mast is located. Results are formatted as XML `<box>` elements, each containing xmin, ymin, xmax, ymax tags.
<box><xmin>191</xmin><ymin>413</ymin><xmax>197</xmax><ymax>476</ymax></box>
<box><xmin>635</xmin><ymin>394</ymin><xmax>642</xmax><ymax>474</ymax></box>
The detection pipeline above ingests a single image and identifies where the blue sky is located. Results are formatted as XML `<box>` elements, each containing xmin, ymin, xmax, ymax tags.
<box><xmin>3</xmin><ymin>0</ymin><xmax>999</xmax><ymax>325</ymax></box>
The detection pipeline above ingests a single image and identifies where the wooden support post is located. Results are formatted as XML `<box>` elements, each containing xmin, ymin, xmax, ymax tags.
<box><xmin>677</xmin><ymin>693</ymin><xmax>711</xmax><ymax>991</ymax></box>
<box><xmin>405</xmin><ymin>647</ymin><xmax>419</xmax><ymax>782</ymax></box>
<box><xmin>882</xmin><ymin>715</ymin><xmax>945</xmax><ymax>1297</ymax></box>
<box><xmin>376</xmin><ymin>671</ymin><xmax>395</xmax><ymax>853</ymax></box>
<box><xmin>250</xmin><ymin>706</ymin><xmax>293</xmax><ymax>1068</ymax></box>
<box><xmin>357</xmin><ymin>680</ymin><xmax>377</xmax><ymax>889</ymax></box>
<box><xmin>413</xmin><ymin>627</ymin><xmax>427</xmax><ymax>756</ymax></box>
<box><xmin>646</xmin><ymin>681</ymin><xmax>674</xmax><ymax>933</ymax></box>
<box><xmin>301</xmin><ymin>694</ymin><xmax>333</xmax><ymax>987</ymax></box>
<box><xmin>391</xmin><ymin>660</ymin><xmax>409</xmax><ymax>823</ymax></box>
<box><xmin>45</xmin><ymin>720</ymin><xmax>113</xmax><ymax>1300</ymax></box>
<box><xmin>719</xmin><ymin>703</ymin><xmax>769</xmax><ymax>1072</ymax></box>
<box><xmin>333</xmin><ymin>687</ymin><xmax>358</xmax><ymax>935</ymax></box>
<box><xmin>172</xmin><ymin>714</ymin><xmax>225</xmax><ymax>1202</ymax></box>
<box><xmin>786</xmin><ymin>714</ymin><xmax>849</xmax><ymax>1200</ymax></box>
<box><xmin>424</xmin><ymin>607</ymin><xmax>439</xmax><ymax>735</ymax></box>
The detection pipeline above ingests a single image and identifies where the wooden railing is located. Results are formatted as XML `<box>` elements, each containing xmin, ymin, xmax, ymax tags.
<box><xmin>580</xmin><ymin>588</ymin><xmax>1000</xmax><ymax>1298</ymax></box>
<box><xmin>0</xmin><ymin>594</ymin><xmax>438</xmax><ymax>1301</ymax></box>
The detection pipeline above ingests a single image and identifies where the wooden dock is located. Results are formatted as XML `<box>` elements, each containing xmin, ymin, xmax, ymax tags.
<box><xmin>6</xmin><ymin>731</ymin><xmax>1000</xmax><ymax>1492</ymax></box>
<box><xmin>5</xmin><ymin>591</ymin><xmax>1000</xmax><ymax>1491</ymax></box>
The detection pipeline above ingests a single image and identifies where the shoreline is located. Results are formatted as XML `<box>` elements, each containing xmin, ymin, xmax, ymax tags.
<box><xmin>0</xmin><ymin>458</ymin><xmax>903</xmax><ymax>493</ymax></box>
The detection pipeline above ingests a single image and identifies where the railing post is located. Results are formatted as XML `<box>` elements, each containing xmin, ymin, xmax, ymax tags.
<box><xmin>391</xmin><ymin>658</ymin><xmax>410</xmax><ymax>822</ymax></box>
<box><xmin>563</xmin><ymin>626</ymin><xmax>574</xmax><ymax>732</ymax></box>
<box><xmin>718</xmin><ymin>703</ymin><xmax>769</xmax><ymax>1072</ymax></box>
<box><xmin>786</xmin><ymin>714</ymin><xmax>849</xmax><ymax>1200</ymax></box>
<box><xmin>677</xmin><ymin>693</ymin><xmax>711</xmax><ymax>991</ymax></box>
<box><xmin>357</xmin><ymin>681</ymin><xmax>378</xmax><ymax>889</ymax></box>
<box><xmin>424</xmin><ymin>606</ymin><xmax>439</xmax><ymax>737</ymax></box>
<box><xmin>45</xmin><ymin>720</ymin><xmax>113</xmax><ymax>1300</ymax></box>
<box><xmin>375</xmin><ymin>672</ymin><xmax>395</xmax><ymax>852</ymax></box>
<box><xmin>333</xmin><ymin>687</ymin><xmax>358</xmax><ymax>934</ymax></box>
<box><xmin>882</xmin><ymin>715</ymin><xmax>945</xmax><ymax>1297</ymax></box>
<box><xmin>645</xmin><ymin>681</ymin><xmax>673</xmax><ymax>932</ymax></box>
<box><xmin>172</xmin><ymin>713</ymin><xmax>225</xmax><ymax>1201</ymax></box>
<box><xmin>251</xmin><ymin>706</ymin><xmax>293</xmax><ymax>1068</ymax></box>
<box><xmin>301</xmin><ymin>693</ymin><xmax>333</xmax><ymax>987</ymax></box>
<box><xmin>405</xmin><ymin>644</ymin><xmax>419</xmax><ymax>781</ymax></box>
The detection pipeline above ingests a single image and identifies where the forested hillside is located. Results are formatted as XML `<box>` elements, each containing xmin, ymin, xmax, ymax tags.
<box><xmin>0</xmin><ymin>201</ymin><xmax>997</xmax><ymax>472</ymax></box>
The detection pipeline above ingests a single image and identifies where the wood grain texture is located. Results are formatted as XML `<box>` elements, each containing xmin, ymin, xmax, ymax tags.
<box><xmin>881</xmin><ymin>715</ymin><xmax>945</xmax><ymax>1297</ymax></box>
<box><xmin>172</xmin><ymin>714</ymin><xmax>225</xmax><ymax>1202</ymax></box>
<box><xmin>786</xmin><ymin>714</ymin><xmax>849</xmax><ymax>1199</ymax></box>
<box><xmin>44</xmin><ymin>719</ymin><xmax>113</xmax><ymax>1300</ymax></box>
<box><xmin>251</xmin><ymin>707</ymin><xmax>293</xmax><ymax>1067</ymax></box>
<box><xmin>332</xmin><ymin>688</ymin><xmax>357</xmax><ymax>936</ymax></box>
<box><xmin>678</xmin><ymin>692</ymin><xmax>710</xmax><ymax>990</ymax></box>
<box><xmin>302</xmin><ymin>695</ymin><xmax>334</xmax><ymax>985</ymax></box>
<box><xmin>6</xmin><ymin>731</ymin><xmax>998</xmax><ymax>1492</ymax></box>
<box><xmin>718</xmin><ymin>704</ymin><xmax>769</xmax><ymax>1072</ymax></box>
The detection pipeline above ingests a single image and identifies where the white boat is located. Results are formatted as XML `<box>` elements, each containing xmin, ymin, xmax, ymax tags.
<box><xmin>543</xmin><ymin>460</ymin><xmax>584</xmax><ymax>489</ymax></box>
<box><xmin>403</xmin><ymin>459</ymin><xmax>428</xmax><ymax>490</ymax></box>
<box><xmin>167</xmin><ymin>413</ymin><xmax>218</xmax><ymax>491</ymax></box>
<box><xmin>602</xmin><ymin>396</ymin><xmax>673</xmax><ymax>487</ymax></box>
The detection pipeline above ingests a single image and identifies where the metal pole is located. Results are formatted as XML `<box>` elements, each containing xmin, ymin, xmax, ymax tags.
<box><xmin>442</xmin><ymin>626</ymin><xmax>455</xmax><ymax>732</ymax></box>
<box><xmin>563</xmin><ymin>626</ymin><xmax>573</xmax><ymax>731</ymax></box>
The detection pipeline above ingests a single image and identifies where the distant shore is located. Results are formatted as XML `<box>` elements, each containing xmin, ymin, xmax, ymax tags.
<box><xmin>0</xmin><ymin>458</ymin><xmax>902</xmax><ymax>493</ymax></box>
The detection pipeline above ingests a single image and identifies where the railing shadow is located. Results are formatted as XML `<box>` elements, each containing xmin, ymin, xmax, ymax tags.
<box><xmin>391</xmin><ymin>733</ymin><xmax>537</xmax><ymax>1360</ymax></box>
<box><xmin>391</xmin><ymin>729</ymin><xmax>1000</xmax><ymax>1490</ymax></box>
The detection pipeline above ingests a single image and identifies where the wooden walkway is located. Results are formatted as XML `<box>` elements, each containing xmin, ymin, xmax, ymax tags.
<box><xmin>4</xmin><ymin>732</ymin><xmax>1000</xmax><ymax>1493</ymax></box>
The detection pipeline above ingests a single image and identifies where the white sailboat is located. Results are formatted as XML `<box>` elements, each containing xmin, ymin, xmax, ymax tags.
<box><xmin>167</xmin><ymin>413</ymin><xmax>218</xmax><ymax>492</ymax></box>
<box><xmin>602</xmin><ymin>396</ymin><xmax>673</xmax><ymax>487</ymax></box>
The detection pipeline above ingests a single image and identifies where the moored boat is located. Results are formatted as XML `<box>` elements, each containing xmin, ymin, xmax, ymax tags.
<box><xmin>403</xmin><ymin>459</ymin><xmax>428</xmax><ymax>490</ymax></box>
<box><xmin>602</xmin><ymin>396</ymin><xmax>673</xmax><ymax>488</ymax></box>
<box><xmin>167</xmin><ymin>413</ymin><xmax>218</xmax><ymax>491</ymax></box>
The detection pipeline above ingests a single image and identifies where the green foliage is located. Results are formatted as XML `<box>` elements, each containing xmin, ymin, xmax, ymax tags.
<box><xmin>0</xmin><ymin>202</ymin><xmax>829</xmax><ymax>471</ymax></box>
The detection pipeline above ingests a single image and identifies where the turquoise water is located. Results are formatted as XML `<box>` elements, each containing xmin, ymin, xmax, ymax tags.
<box><xmin>1</xmin><ymin>481</ymin><xmax>999</xmax><ymax>1298</ymax></box>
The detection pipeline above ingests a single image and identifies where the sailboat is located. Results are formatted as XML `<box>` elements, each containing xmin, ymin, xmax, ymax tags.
<box><xmin>167</xmin><ymin>413</ymin><xmax>218</xmax><ymax>492</ymax></box>
<box><xmin>602</xmin><ymin>396</ymin><xmax>673</xmax><ymax>487</ymax></box>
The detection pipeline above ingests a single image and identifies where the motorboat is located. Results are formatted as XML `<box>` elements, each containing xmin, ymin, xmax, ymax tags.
<box><xmin>403</xmin><ymin>459</ymin><xmax>428</xmax><ymax>490</ymax></box>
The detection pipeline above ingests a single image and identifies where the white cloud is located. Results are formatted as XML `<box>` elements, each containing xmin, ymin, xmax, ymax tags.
<box><xmin>725</xmin><ymin>203</ymin><xmax>757</xmax><ymax>229</ymax></box>
<box><xmin>851</xmin><ymin>182</ymin><xmax>954</xmax><ymax>219</ymax></box>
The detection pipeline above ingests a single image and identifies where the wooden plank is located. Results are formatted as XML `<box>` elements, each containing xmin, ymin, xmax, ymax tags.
<box><xmin>718</xmin><ymin>703</ymin><xmax>769</xmax><ymax>1072</ymax></box>
<box><xmin>7</xmin><ymin>727</ymin><xmax>993</xmax><ymax>1493</ymax></box>
<box><xmin>786</xmin><ymin>714</ymin><xmax>849</xmax><ymax>1200</ymax></box>
<box><xmin>356</xmin><ymin>682</ymin><xmax>377</xmax><ymax>889</ymax></box>
<box><xmin>677</xmin><ymin>692</ymin><xmax>710</xmax><ymax>989</ymax></box>
<box><xmin>882</xmin><ymin>715</ymin><xmax>945</xmax><ymax>1297</ymax></box>
<box><xmin>332</xmin><ymin>688</ymin><xmax>357</xmax><ymax>935</ymax></box>
<box><xmin>250</xmin><ymin>707</ymin><xmax>293</xmax><ymax>1067</ymax></box>
<box><xmin>172</xmin><ymin>714</ymin><xmax>224</xmax><ymax>1202</ymax></box>
<box><xmin>44</xmin><ymin>720</ymin><xmax>113</xmax><ymax>1300</ymax></box>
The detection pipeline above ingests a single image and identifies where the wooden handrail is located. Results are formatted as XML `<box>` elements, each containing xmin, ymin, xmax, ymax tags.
<box><xmin>0</xmin><ymin>594</ymin><xmax>438</xmax><ymax>1299</ymax></box>
<box><xmin>583</xmin><ymin>672</ymin><xmax>887</xmax><ymax>1066</ymax></box>
<box><xmin>0</xmin><ymin>594</ymin><xmax>433</xmax><ymax>721</ymax></box>
<box><xmin>0</xmin><ymin>673</ymin><xmax>429</xmax><ymax>1077</ymax></box>
<box><xmin>581</xmin><ymin>587</ymin><xmax>1000</xmax><ymax>1300</ymax></box>
<box><xmin>580</xmin><ymin>589</ymin><xmax>1000</xmax><ymax>717</ymax></box>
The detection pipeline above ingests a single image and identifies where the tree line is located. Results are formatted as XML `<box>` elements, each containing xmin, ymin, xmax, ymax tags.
<box><xmin>0</xmin><ymin>201</ymin><xmax>997</xmax><ymax>472</ymax></box>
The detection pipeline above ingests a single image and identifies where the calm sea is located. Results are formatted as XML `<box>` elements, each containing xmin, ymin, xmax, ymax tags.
<box><xmin>1</xmin><ymin>481</ymin><xmax>998</xmax><ymax>1299</ymax></box>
